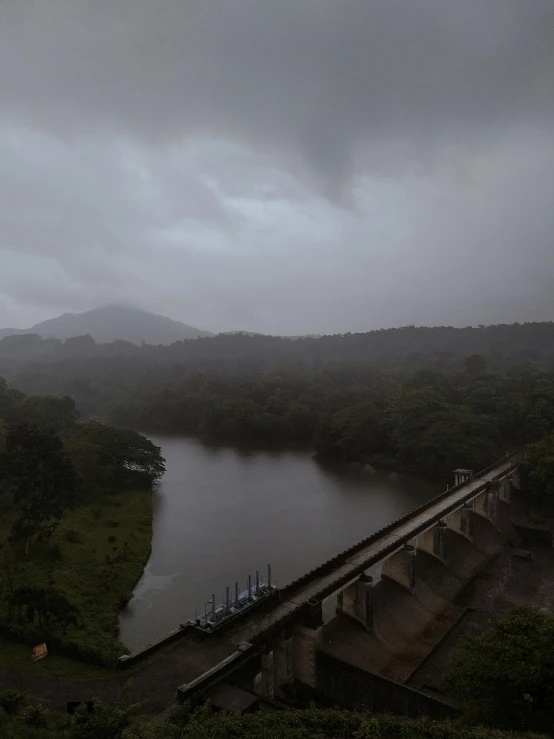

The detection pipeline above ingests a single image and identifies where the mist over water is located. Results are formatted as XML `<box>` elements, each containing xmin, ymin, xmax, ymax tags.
<box><xmin>119</xmin><ymin>436</ymin><xmax>438</xmax><ymax>651</ymax></box>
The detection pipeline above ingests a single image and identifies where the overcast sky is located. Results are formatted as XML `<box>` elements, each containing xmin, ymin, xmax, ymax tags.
<box><xmin>1</xmin><ymin>0</ymin><xmax>553</xmax><ymax>335</ymax></box>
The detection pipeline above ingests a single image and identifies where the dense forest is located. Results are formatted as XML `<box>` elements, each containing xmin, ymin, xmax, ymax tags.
<box><xmin>0</xmin><ymin>321</ymin><xmax>552</xmax><ymax>482</ymax></box>
<box><xmin>107</xmin><ymin>360</ymin><xmax>554</xmax><ymax>479</ymax></box>
<box><xmin>3</xmin><ymin>356</ymin><xmax>553</xmax><ymax>481</ymax></box>
<box><xmin>0</xmin><ymin>380</ymin><xmax>165</xmax><ymax>663</ymax></box>
<box><xmin>0</xmin><ymin>378</ymin><xmax>165</xmax><ymax>495</ymax></box>
<box><xmin>1</xmin><ymin>320</ymin><xmax>554</xmax><ymax>377</ymax></box>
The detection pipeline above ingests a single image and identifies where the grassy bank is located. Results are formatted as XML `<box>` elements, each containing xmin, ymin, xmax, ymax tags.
<box><xmin>0</xmin><ymin>488</ymin><xmax>153</xmax><ymax>674</ymax></box>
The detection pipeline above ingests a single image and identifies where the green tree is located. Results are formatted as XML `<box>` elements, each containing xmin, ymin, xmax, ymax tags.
<box><xmin>1</xmin><ymin>424</ymin><xmax>79</xmax><ymax>553</ymax></box>
<box><xmin>464</xmin><ymin>353</ymin><xmax>488</xmax><ymax>376</ymax></box>
<box><xmin>314</xmin><ymin>402</ymin><xmax>387</xmax><ymax>462</ymax></box>
<box><xmin>0</xmin><ymin>376</ymin><xmax>25</xmax><ymax>424</ymax></box>
<box><xmin>71</xmin><ymin>699</ymin><xmax>139</xmax><ymax>739</ymax></box>
<box><xmin>520</xmin><ymin>434</ymin><xmax>554</xmax><ymax>500</ymax></box>
<box><xmin>445</xmin><ymin>605</ymin><xmax>554</xmax><ymax>731</ymax></box>
<box><xmin>68</xmin><ymin>421</ymin><xmax>165</xmax><ymax>487</ymax></box>
<box><xmin>9</xmin><ymin>586</ymin><xmax>78</xmax><ymax>635</ymax></box>
<box><xmin>20</xmin><ymin>394</ymin><xmax>79</xmax><ymax>433</ymax></box>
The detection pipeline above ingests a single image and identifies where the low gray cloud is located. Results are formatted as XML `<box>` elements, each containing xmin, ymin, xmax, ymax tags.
<box><xmin>0</xmin><ymin>1</ymin><xmax>553</xmax><ymax>333</ymax></box>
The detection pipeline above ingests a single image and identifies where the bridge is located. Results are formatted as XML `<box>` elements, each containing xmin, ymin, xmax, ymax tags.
<box><xmin>116</xmin><ymin>455</ymin><xmax>523</xmax><ymax>716</ymax></box>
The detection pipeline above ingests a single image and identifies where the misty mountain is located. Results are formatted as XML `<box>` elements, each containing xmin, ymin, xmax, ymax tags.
<box><xmin>0</xmin><ymin>306</ymin><xmax>214</xmax><ymax>344</ymax></box>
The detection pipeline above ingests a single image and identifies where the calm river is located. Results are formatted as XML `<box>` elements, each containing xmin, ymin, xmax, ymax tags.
<box><xmin>119</xmin><ymin>436</ymin><xmax>438</xmax><ymax>651</ymax></box>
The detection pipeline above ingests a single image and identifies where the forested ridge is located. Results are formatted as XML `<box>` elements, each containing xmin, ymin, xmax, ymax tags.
<box><xmin>4</xmin><ymin>359</ymin><xmax>553</xmax><ymax>481</ymax></box>
<box><xmin>1</xmin><ymin>320</ymin><xmax>553</xmax><ymax>375</ymax></box>
<box><xmin>109</xmin><ymin>360</ymin><xmax>554</xmax><ymax>480</ymax></box>
<box><xmin>0</xmin><ymin>320</ymin><xmax>552</xmax><ymax>481</ymax></box>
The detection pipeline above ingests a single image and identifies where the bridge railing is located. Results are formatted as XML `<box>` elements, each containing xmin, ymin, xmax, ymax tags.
<box><xmin>278</xmin><ymin>453</ymin><xmax>519</xmax><ymax>602</ymax></box>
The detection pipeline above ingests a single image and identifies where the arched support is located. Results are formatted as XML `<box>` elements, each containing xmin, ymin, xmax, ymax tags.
<box><xmin>382</xmin><ymin>544</ymin><xmax>416</xmax><ymax>593</ymax></box>
<box><xmin>336</xmin><ymin>574</ymin><xmax>374</xmax><ymax>632</ymax></box>
<box><xmin>417</xmin><ymin>522</ymin><xmax>448</xmax><ymax>562</ymax></box>
<box><xmin>473</xmin><ymin>481</ymin><xmax>499</xmax><ymax>522</ymax></box>
<box><xmin>445</xmin><ymin>504</ymin><xmax>473</xmax><ymax>541</ymax></box>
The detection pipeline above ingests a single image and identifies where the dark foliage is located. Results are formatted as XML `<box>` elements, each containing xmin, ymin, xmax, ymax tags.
<box><xmin>108</xmin><ymin>363</ymin><xmax>554</xmax><ymax>480</ymax></box>
<box><xmin>1</xmin><ymin>424</ymin><xmax>80</xmax><ymax>553</ymax></box>
<box><xmin>520</xmin><ymin>434</ymin><xmax>554</xmax><ymax>500</ymax></box>
<box><xmin>8</xmin><ymin>587</ymin><xmax>78</xmax><ymax>634</ymax></box>
<box><xmin>1</xmin><ymin>323</ymin><xmax>554</xmax><ymax>480</ymax></box>
<box><xmin>445</xmin><ymin>605</ymin><xmax>554</xmax><ymax>732</ymax></box>
<box><xmin>0</xmin><ymin>381</ymin><xmax>165</xmax><ymax>666</ymax></box>
<box><xmin>0</xmin><ymin>694</ymin><xmax>543</xmax><ymax>738</ymax></box>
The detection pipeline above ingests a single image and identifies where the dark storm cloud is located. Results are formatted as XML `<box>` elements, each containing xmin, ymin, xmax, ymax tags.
<box><xmin>1</xmin><ymin>0</ymin><xmax>552</xmax><ymax>184</ymax></box>
<box><xmin>0</xmin><ymin>0</ymin><xmax>553</xmax><ymax>332</ymax></box>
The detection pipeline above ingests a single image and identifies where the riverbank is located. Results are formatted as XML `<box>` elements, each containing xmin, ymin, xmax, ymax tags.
<box><xmin>0</xmin><ymin>488</ymin><xmax>153</xmax><ymax>676</ymax></box>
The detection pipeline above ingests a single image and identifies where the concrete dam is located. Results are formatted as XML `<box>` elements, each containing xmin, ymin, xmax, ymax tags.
<box><xmin>110</xmin><ymin>454</ymin><xmax>532</xmax><ymax>716</ymax></box>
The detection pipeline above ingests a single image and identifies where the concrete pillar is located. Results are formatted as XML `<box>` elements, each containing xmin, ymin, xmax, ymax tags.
<box><xmin>338</xmin><ymin>582</ymin><xmax>356</xmax><ymax>619</ymax></box>
<box><xmin>460</xmin><ymin>503</ymin><xmax>473</xmax><ymax>539</ymax></box>
<box><xmin>511</xmin><ymin>468</ymin><xmax>521</xmax><ymax>489</ymax></box>
<box><xmin>305</xmin><ymin>598</ymin><xmax>324</xmax><ymax>629</ymax></box>
<box><xmin>499</xmin><ymin>477</ymin><xmax>512</xmax><ymax>503</ymax></box>
<box><xmin>417</xmin><ymin>522</ymin><xmax>447</xmax><ymax>561</ymax></box>
<box><xmin>259</xmin><ymin>649</ymin><xmax>275</xmax><ymax>700</ymax></box>
<box><xmin>293</xmin><ymin>620</ymin><xmax>322</xmax><ymax>689</ymax></box>
<box><xmin>292</xmin><ymin>598</ymin><xmax>324</xmax><ymax>688</ymax></box>
<box><xmin>417</xmin><ymin>528</ymin><xmax>436</xmax><ymax>557</ymax></box>
<box><xmin>336</xmin><ymin>575</ymin><xmax>373</xmax><ymax>631</ymax></box>
<box><xmin>433</xmin><ymin>521</ymin><xmax>447</xmax><ymax>561</ymax></box>
<box><xmin>475</xmin><ymin>482</ymin><xmax>499</xmax><ymax>521</ymax></box>
<box><xmin>322</xmin><ymin>594</ymin><xmax>337</xmax><ymax>624</ymax></box>
<box><xmin>273</xmin><ymin>628</ymin><xmax>294</xmax><ymax>699</ymax></box>
<box><xmin>357</xmin><ymin>574</ymin><xmax>374</xmax><ymax>631</ymax></box>
<box><xmin>406</xmin><ymin>545</ymin><xmax>416</xmax><ymax>592</ymax></box>
<box><xmin>382</xmin><ymin>544</ymin><xmax>416</xmax><ymax>592</ymax></box>
<box><xmin>446</xmin><ymin>506</ymin><xmax>472</xmax><ymax>541</ymax></box>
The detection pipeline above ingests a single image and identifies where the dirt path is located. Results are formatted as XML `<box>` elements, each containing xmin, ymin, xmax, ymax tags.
<box><xmin>0</xmin><ymin>635</ymin><xmax>237</xmax><ymax>713</ymax></box>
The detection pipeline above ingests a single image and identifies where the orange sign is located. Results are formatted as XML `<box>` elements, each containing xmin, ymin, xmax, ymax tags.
<box><xmin>32</xmin><ymin>643</ymin><xmax>48</xmax><ymax>662</ymax></box>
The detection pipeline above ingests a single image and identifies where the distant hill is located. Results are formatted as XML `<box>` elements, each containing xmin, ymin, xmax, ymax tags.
<box><xmin>0</xmin><ymin>306</ymin><xmax>214</xmax><ymax>344</ymax></box>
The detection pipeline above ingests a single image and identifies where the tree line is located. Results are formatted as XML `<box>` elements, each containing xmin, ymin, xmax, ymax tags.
<box><xmin>3</xmin><ymin>351</ymin><xmax>554</xmax><ymax>482</ymax></box>
<box><xmin>1</xmin><ymin>320</ymin><xmax>554</xmax><ymax>389</ymax></box>
<box><xmin>105</xmin><ymin>358</ymin><xmax>554</xmax><ymax>481</ymax></box>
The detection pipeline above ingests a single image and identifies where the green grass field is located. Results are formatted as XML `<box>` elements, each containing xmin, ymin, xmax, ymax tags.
<box><xmin>0</xmin><ymin>641</ymin><xmax>117</xmax><ymax>679</ymax></box>
<box><xmin>0</xmin><ymin>488</ymin><xmax>153</xmax><ymax>675</ymax></box>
